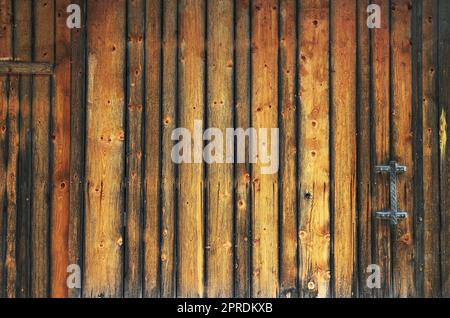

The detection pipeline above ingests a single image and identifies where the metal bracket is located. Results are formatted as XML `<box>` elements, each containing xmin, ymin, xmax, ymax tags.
<box><xmin>374</xmin><ymin>161</ymin><xmax>408</xmax><ymax>225</ymax></box>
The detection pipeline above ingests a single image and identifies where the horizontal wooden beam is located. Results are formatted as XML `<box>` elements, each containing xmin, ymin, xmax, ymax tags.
<box><xmin>0</xmin><ymin>61</ymin><xmax>54</xmax><ymax>75</ymax></box>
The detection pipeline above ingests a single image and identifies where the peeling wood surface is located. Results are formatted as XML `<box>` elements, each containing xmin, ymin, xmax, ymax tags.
<box><xmin>0</xmin><ymin>0</ymin><xmax>448</xmax><ymax>298</ymax></box>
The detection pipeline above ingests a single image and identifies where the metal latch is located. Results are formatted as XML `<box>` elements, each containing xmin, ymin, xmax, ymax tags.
<box><xmin>374</xmin><ymin>161</ymin><xmax>408</xmax><ymax>225</ymax></box>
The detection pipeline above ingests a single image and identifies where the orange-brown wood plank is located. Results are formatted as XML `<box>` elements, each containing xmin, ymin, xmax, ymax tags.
<box><xmin>331</xmin><ymin>0</ymin><xmax>357</xmax><ymax>298</ymax></box>
<box><xmin>279</xmin><ymin>0</ymin><xmax>298</xmax><ymax>298</ymax></box>
<box><xmin>177</xmin><ymin>0</ymin><xmax>205</xmax><ymax>297</ymax></box>
<box><xmin>206</xmin><ymin>0</ymin><xmax>234</xmax><ymax>298</ymax></box>
<box><xmin>31</xmin><ymin>0</ymin><xmax>54</xmax><ymax>298</ymax></box>
<box><xmin>391</xmin><ymin>0</ymin><xmax>415</xmax><ymax>297</ymax></box>
<box><xmin>356</xmin><ymin>0</ymin><xmax>373</xmax><ymax>298</ymax></box>
<box><xmin>15</xmin><ymin>0</ymin><xmax>33</xmax><ymax>298</ymax></box>
<box><xmin>160</xmin><ymin>0</ymin><xmax>177</xmax><ymax>298</ymax></box>
<box><xmin>51</xmin><ymin>0</ymin><xmax>72</xmax><ymax>298</ymax></box>
<box><xmin>438</xmin><ymin>0</ymin><xmax>450</xmax><ymax>298</ymax></box>
<box><xmin>68</xmin><ymin>0</ymin><xmax>86</xmax><ymax>299</ymax></box>
<box><xmin>143</xmin><ymin>0</ymin><xmax>162</xmax><ymax>298</ymax></box>
<box><xmin>422</xmin><ymin>0</ymin><xmax>441</xmax><ymax>298</ymax></box>
<box><xmin>84</xmin><ymin>0</ymin><xmax>126</xmax><ymax>298</ymax></box>
<box><xmin>298</xmin><ymin>0</ymin><xmax>330</xmax><ymax>298</ymax></box>
<box><xmin>125</xmin><ymin>0</ymin><xmax>145</xmax><ymax>298</ymax></box>
<box><xmin>371</xmin><ymin>0</ymin><xmax>392</xmax><ymax>298</ymax></box>
<box><xmin>234</xmin><ymin>0</ymin><xmax>252</xmax><ymax>298</ymax></box>
<box><xmin>0</xmin><ymin>0</ymin><xmax>12</xmax><ymax>298</ymax></box>
<box><xmin>251</xmin><ymin>0</ymin><xmax>279</xmax><ymax>298</ymax></box>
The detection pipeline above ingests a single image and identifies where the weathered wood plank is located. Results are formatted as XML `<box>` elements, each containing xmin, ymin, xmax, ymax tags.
<box><xmin>391</xmin><ymin>0</ymin><xmax>415</xmax><ymax>297</ymax></box>
<box><xmin>125</xmin><ymin>0</ymin><xmax>145</xmax><ymax>298</ymax></box>
<box><xmin>50</xmin><ymin>0</ymin><xmax>73</xmax><ymax>298</ymax></box>
<box><xmin>234</xmin><ymin>0</ymin><xmax>252</xmax><ymax>298</ymax></box>
<box><xmin>177</xmin><ymin>0</ymin><xmax>205</xmax><ymax>297</ymax></box>
<box><xmin>68</xmin><ymin>0</ymin><xmax>86</xmax><ymax>299</ymax></box>
<box><xmin>206</xmin><ymin>0</ymin><xmax>234</xmax><ymax>298</ymax></box>
<box><xmin>371</xmin><ymin>0</ymin><xmax>392</xmax><ymax>298</ymax></box>
<box><xmin>143</xmin><ymin>0</ymin><xmax>161</xmax><ymax>298</ymax></box>
<box><xmin>160</xmin><ymin>0</ymin><xmax>177</xmax><ymax>298</ymax></box>
<box><xmin>438</xmin><ymin>0</ymin><xmax>450</xmax><ymax>299</ymax></box>
<box><xmin>15</xmin><ymin>0</ymin><xmax>33</xmax><ymax>298</ymax></box>
<box><xmin>279</xmin><ymin>0</ymin><xmax>298</xmax><ymax>299</ymax></box>
<box><xmin>251</xmin><ymin>0</ymin><xmax>279</xmax><ymax>298</ymax></box>
<box><xmin>0</xmin><ymin>62</ymin><xmax>53</xmax><ymax>75</ymax></box>
<box><xmin>84</xmin><ymin>0</ymin><xmax>126</xmax><ymax>298</ymax></box>
<box><xmin>298</xmin><ymin>0</ymin><xmax>330</xmax><ymax>298</ymax></box>
<box><xmin>356</xmin><ymin>0</ymin><xmax>373</xmax><ymax>298</ymax></box>
<box><xmin>0</xmin><ymin>0</ymin><xmax>13</xmax><ymax>298</ymax></box>
<box><xmin>422</xmin><ymin>0</ymin><xmax>440</xmax><ymax>298</ymax></box>
<box><xmin>31</xmin><ymin>0</ymin><xmax>54</xmax><ymax>298</ymax></box>
<box><xmin>331</xmin><ymin>0</ymin><xmax>357</xmax><ymax>298</ymax></box>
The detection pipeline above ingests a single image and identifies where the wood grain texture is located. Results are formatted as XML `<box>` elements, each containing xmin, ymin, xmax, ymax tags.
<box><xmin>438</xmin><ymin>0</ymin><xmax>450</xmax><ymax>298</ymax></box>
<box><xmin>125</xmin><ymin>0</ymin><xmax>145</xmax><ymax>298</ymax></box>
<box><xmin>0</xmin><ymin>0</ymin><xmax>12</xmax><ymax>299</ymax></box>
<box><xmin>356</xmin><ymin>0</ymin><xmax>373</xmax><ymax>298</ymax></box>
<box><xmin>234</xmin><ymin>0</ymin><xmax>252</xmax><ymax>298</ymax></box>
<box><xmin>68</xmin><ymin>0</ymin><xmax>86</xmax><ymax>299</ymax></box>
<box><xmin>31</xmin><ymin>0</ymin><xmax>54</xmax><ymax>298</ymax></box>
<box><xmin>84</xmin><ymin>0</ymin><xmax>126</xmax><ymax>298</ymax></box>
<box><xmin>206</xmin><ymin>0</ymin><xmax>234</xmax><ymax>298</ymax></box>
<box><xmin>251</xmin><ymin>0</ymin><xmax>279</xmax><ymax>298</ymax></box>
<box><xmin>143</xmin><ymin>0</ymin><xmax>162</xmax><ymax>298</ymax></box>
<box><xmin>160</xmin><ymin>0</ymin><xmax>177</xmax><ymax>298</ymax></box>
<box><xmin>371</xmin><ymin>0</ymin><xmax>392</xmax><ymax>298</ymax></box>
<box><xmin>15</xmin><ymin>0</ymin><xmax>32</xmax><ymax>298</ymax></box>
<box><xmin>298</xmin><ymin>0</ymin><xmax>330</xmax><ymax>298</ymax></box>
<box><xmin>279</xmin><ymin>0</ymin><xmax>298</xmax><ymax>299</ymax></box>
<box><xmin>51</xmin><ymin>0</ymin><xmax>72</xmax><ymax>298</ymax></box>
<box><xmin>177</xmin><ymin>0</ymin><xmax>205</xmax><ymax>298</ymax></box>
<box><xmin>421</xmin><ymin>0</ymin><xmax>441</xmax><ymax>298</ymax></box>
<box><xmin>0</xmin><ymin>62</ymin><xmax>53</xmax><ymax>75</ymax></box>
<box><xmin>331</xmin><ymin>0</ymin><xmax>357</xmax><ymax>298</ymax></box>
<box><xmin>391</xmin><ymin>0</ymin><xmax>415</xmax><ymax>297</ymax></box>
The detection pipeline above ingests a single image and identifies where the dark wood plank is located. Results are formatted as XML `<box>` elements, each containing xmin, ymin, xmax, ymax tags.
<box><xmin>125</xmin><ymin>0</ymin><xmax>145</xmax><ymax>298</ymax></box>
<box><xmin>298</xmin><ymin>0</ymin><xmax>331</xmax><ymax>298</ymax></box>
<box><xmin>84</xmin><ymin>0</ymin><xmax>126</xmax><ymax>298</ymax></box>
<box><xmin>31</xmin><ymin>0</ymin><xmax>54</xmax><ymax>298</ymax></box>
<box><xmin>279</xmin><ymin>0</ymin><xmax>298</xmax><ymax>299</ymax></box>
<box><xmin>0</xmin><ymin>62</ymin><xmax>53</xmax><ymax>75</ymax></box>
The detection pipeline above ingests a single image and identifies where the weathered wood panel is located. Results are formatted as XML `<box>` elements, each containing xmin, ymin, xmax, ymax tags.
<box><xmin>298</xmin><ymin>0</ymin><xmax>330</xmax><ymax>298</ymax></box>
<box><xmin>83</xmin><ymin>0</ymin><xmax>126</xmax><ymax>298</ymax></box>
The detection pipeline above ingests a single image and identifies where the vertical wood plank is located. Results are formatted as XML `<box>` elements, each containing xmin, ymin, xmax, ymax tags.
<box><xmin>68</xmin><ymin>0</ymin><xmax>86</xmax><ymax>298</ymax></box>
<box><xmin>371</xmin><ymin>0</ymin><xmax>392</xmax><ymax>298</ymax></box>
<box><xmin>0</xmin><ymin>0</ymin><xmax>12</xmax><ymax>298</ymax></box>
<box><xmin>177</xmin><ymin>0</ymin><xmax>205</xmax><ymax>297</ymax></box>
<box><xmin>84</xmin><ymin>0</ymin><xmax>126</xmax><ymax>298</ymax></box>
<box><xmin>125</xmin><ymin>0</ymin><xmax>145</xmax><ymax>298</ymax></box>
<box><xmin>206</xmin><ymin>0</ymin><xmax>234</xmax><ymax>298</ymax></box>
<box><xmin>438</xmin><ymin>0</ymin><xmax>450</xmax><ymax>299</ymax></box>
<box><xmin>51</xmin><ymin>0</ymin><xmax>72</xmax><ymax>298</ymax></box>
<box><xmin>422</xmin><ymin>0</ymin><xmax>440</xmax><ymax>298</ymax></box>
<box><xmin>279</xmin><ymin>0</ymin><xmax>298</xmax><ymax>299</ymax></box>
<box><xmin>160</xmin><ymin>0</ymin><xmax>177</xmax><ymax>298</ymax></box>
<box><xmin>234</xmin><ymin>0</ymin><xmax>252</xmax><ymax>298</ymax></box>
<box><xmin>251</xmin><ymin>0</ymin><xmax>279</xmax><ymax>298</ymax></box>
<box><xmin>298</xmin><ymin>0</ymin><xmax>330</xmax><ymax>298</ymax></box>
<box><xmin>15</xmin><ymin>0</ymin><xmax>33</xmax><ymax>298</ymax></box>
<box><xmin>391</xmin><ymin>0</ymin><xmax>415</xmax><ymax>297</ymax></box>
<box><xmin>143</xmin><ymin>0</ymin><xmax>162</xmax><ymax>298</ymax></box>
<box><xmin>31</xmin><ymin>0</ymin><xmax>54</xmax><ymax>298</ymax></box>
<box><xmin>357</xmin><ymin>0</ymin><xmax>373</xmax><ymax>298</ymax></box>
<box><xmin>331</xmin><ymin>0</ymin><xmax>357</xmax><ymax>298</ymax></box>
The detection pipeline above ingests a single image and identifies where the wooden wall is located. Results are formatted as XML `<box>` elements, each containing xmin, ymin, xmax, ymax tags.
<box><xmin>0</xmin><ymin>0</ymin><xmax>449</xmax><ymax>298</ymax></box>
